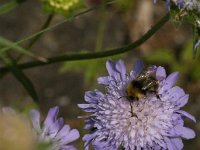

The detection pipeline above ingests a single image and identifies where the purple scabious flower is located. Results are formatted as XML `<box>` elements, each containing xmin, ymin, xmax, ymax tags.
<box><xmin>173</xmin><ymin>0</ymin><xmax>200</xmax><ymax>11</ymax></box>
<box><xmin>78</xmin><ymin>60</ymin><xmax>196</xmax><ymax>150</ymax></box>
<box><xmin>154</xmin><ymin>0</ymin><xmax>200</xmax><ymax>57</ymax></box>
<box><xmin>154</xmin><ymin>0</ymin><xmax>200</xmax><ymax>12</ymax></box>
<box><xmin>30</xmin><ymin>106</ymin><xmax>80</xmax><ymax>150</ymax></box>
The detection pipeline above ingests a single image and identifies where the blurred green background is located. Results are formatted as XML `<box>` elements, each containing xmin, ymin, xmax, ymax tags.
<box><xmin>0</xmin><ymin>0</ymin><xmax>199</xmax><ymax>149</ymax></box>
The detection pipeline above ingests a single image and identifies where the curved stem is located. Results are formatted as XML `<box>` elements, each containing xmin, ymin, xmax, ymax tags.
<box><xmin>0</xmin><ymin>13</ymin><xmax>170</xmax><ymax>74</ymax></box>
<box><xmin>27</xmin><ymin>13</ymin><xmax>55</xmax><ymax>49</ymax></box>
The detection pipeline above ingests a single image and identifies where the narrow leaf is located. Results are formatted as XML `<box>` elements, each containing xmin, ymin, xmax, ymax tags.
<box><xmin>0</xmin><ymin>0</ymin><xmax>26</xmax><ymax>15</ymax></box>
<box><xmin>0</xmin><ymin>37</ymin><xmax>47</xmax><ymax>62</ymax></box>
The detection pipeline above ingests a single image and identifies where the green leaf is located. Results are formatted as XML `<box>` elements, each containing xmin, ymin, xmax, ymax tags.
<box><xmin>181</xmin><ymin>40</ymin><xmax>193</xmax><ymax>62</ymax></box>
<box><xmin>143</xmin><ymin>49</ymin><xmax>174</xmax><ymax>64</ymax></box>
<box><xmin>192</xmin><ymin>64</ymin><xmax>200</xmax><ymax>81</ymax></box>
<box><xmin>37</xmin><ymin>142</ymin><xmax>52</xmax><ymax>150</ymax></box>
<box><xmin>115</xmin><ymin>0</ymin><xmax>134</xmax><ymax>11</ymax></box>
<box><xmin>0</xmin><ymin>0</ymin><xmax>26</xmax><ymax>15</ymax></box>
<box><xmin>0</xmin><ymin>55</ymin><xmax>39</xmax><ymax>103</ymax></box>
<box><xmin>0</xmin><ymin>37</ymin><xmax>46</xmax><ymax>62</ymax></box>
<box><xmin>60</xmin><ymin>59</ymin><xmax>106</xmax><ymax>85</ymax></box>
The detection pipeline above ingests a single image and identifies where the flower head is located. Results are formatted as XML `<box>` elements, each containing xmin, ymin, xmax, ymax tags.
<box><xmin>30</xmin><ymin>106</ymin><xmax>80</xmax><ymax>150</ymax></box>
<box><xmin>154</xmin><ymin>0</ymin><xmax>200</xmax><ymax>61</ymax></box>
<box><xmin>78</xmin><ymin>60</ymin><xmax>196</xmax><ymax>150</ymax></box>
<box><xmin>42</xmin><ymin>0</ymin><xmax>84</xmax><ymax>16</ymax></box>
<box><xmin>154</xmin><ymin>0</ymin><xmax>200</xmax><ymax>26</ymax></box>
<box><xmin>154</xmin><ymin>0</ymin><xmax>200</xmax><ymax>11</ymax></box>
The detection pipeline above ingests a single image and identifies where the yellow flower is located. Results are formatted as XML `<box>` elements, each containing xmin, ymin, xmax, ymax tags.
<box><xmin>42</xmin><ymin>0</ymin><xmax>85</xmax><ymax>16</ymax></box>
<box><xmin>0</xmin><ymin>110</ymin><xmax>36</xmax><ymax>150</ymax></box>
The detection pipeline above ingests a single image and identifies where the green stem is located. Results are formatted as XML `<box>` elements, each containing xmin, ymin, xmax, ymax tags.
<box><xmin>95</xmin><ymin>4</ymin><xmax>106</xmax><ymax>51</ymax></box>
<box><xmin>0</xmin><ymin>13</ymin><xmax>170</xmax><ymax>74</ymax></box>
<box><xmin>27</xmin><ymin>13</ymin><xmax>54</xmax><ymax>49</ymax></box>
<box><xmin>0</xmin><ymin>54</ymin><xmax>39</xmax><ymax>103</ymax></box>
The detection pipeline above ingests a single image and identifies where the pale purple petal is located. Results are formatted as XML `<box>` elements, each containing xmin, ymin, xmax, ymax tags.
<box><xmin>166</xmin><ymin>0</ymin><xmax>171</xmax><ymax>10</ymax></box>
<box><xmin>84</xmin><ymin>91</ymin><xmax>102</xmax><ymax>104</ymax></box>
<box><xmin>61</xmin><ymin>145</ymin><xmax>77</xmax><ymax>150</ymax></box>
<box><xmin>29</xmin><ymin>109</ymin><xmax>41</xmax><ymax>132</ymax></box>
<box><xmin>97</xmin><ymin>76</ymin><xmax>110</xmax><ymax>85</ymax></box>
<box><xmin>194</xmin><ymin>40</ymin><xmax>200</xmax><ymax>50</ymax></box>
<box><xmin>159</xmin><ymin>72</ymin><xmax>179</xmax><ymax>94</ymax></box>
<box><xmin>46</xmin><ymin>118</ymin><xmax>64</xmax><ymax>138</ymax></box>
<box><xmin>164</xmin><ymin>137</ymin><xmax>176</xmax><ymax>150</ymax></box>
<box><xmin>174</xmin><ymin>126</ymin><xmax>196</xmax><ymax>139</ymax></box>
<box><xmin>165</xmin><ymin>72</ymin><xmax>179</xmax><ymax>88</ymax></box>
<box><xmin>106</xmin><ymin>60</ymin><xmax>118</xmax><ymax>77</ymax></box>
<box><xmin>175</xmin><ymin>94</ymin><xmax>189</xmax><ymax>108</ymax></box>
<box><xmin>83</xmin><ymin>133</ymin><xmax>97</xmax><ymax>150</ymax></box>
<box><xmin>115</xmin><ymin>60</ymin><xmax>126</xmax><ymax>80</ymax></box>
<box><xmin>172</xmin><ymin>114</ymin><xmax>184</xmax><ymax>126</ymax></box>
<box><xmin>170</xmin><ymin>138</ymin><xmax>183</xmax><ymax>150</ymax></box>
<box><xmin>93</xmin><ymin>140</ymin><xmax>106</xmax><ymax>150</ymax></box>
<box><xmin>44</xmin><ymin>106</ymin><xmax>59</xmax><ymax>127</ymax></box>
<box><xmin>77</xmin><ymin>103</ymin><xmax>97</xmax><ymax>112</ymax></box>
<box><xmin>161</xmin><ymin>86</ymin><xmax>185</xmax><ymax>103</ymax></box>
<box><xmin>59</xmin><ymin>129</ymin><xmax>80</xmax><ymax>145</ymax></box>
<box><xmin>83</xmin><ymin>118</ymin><xmax>95</xmax><ymax>129</ymax></box>
<box><xmin>133</xmin><ymin>59</ymin><xmax>143</xmax><ymax>77</ymax></box>
<box><xmin>176</xmin><ymin>110</ymin><xmax>196</xmax><ymax>123</ymax></box>
<box><xmin>156</xmin><ymin>66</ymin><xmax>166</xmax><ymax>81</ymax></box>
<box><xmin>56</xmin><ymin>125</ymin><xmax>71</xmax><ymax>140</ymax></box>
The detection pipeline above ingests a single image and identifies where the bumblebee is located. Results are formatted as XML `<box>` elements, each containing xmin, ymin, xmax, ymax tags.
<box><xmin>126</xmin><ymin>68</ymin><xmax>159</xmax><ymax>101</ymax></box>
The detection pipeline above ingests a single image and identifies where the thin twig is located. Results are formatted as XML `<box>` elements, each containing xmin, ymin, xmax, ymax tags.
<box><xmin>0</xmin><ymin>1</ymin><xmax>115</xmax><ymax>55</ymax></box>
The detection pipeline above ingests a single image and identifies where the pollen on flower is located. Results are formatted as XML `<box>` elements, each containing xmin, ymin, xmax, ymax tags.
<box><xmin>78</xmin><ymin>59</ymin><xmax>196</xmax><ymax>150</ymax></box>
<box><xmin>42</xmin><ymin>0</ymin><xmax>84</xmax><ymax>16</ymax></box>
